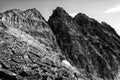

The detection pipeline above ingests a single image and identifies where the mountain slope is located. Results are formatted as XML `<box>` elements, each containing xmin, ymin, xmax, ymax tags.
<box><xmin>48</xmin><ymin>7</ymin><xmax>120</xmax><ymax>80</ymax></box>
<box><xmin>0</xmin><ymin>8</ymin><xmax>82</xmax><ymax>80</ymax></box>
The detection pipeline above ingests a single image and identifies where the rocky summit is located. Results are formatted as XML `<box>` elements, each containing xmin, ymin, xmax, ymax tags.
<box><xmin>0</xmin><ymin>7</ymin><xmax>120</xmax><ymax>80</ymax></box>
<box><xmin>48</xmin><ymin>7</ymin><xmax>120</xmax><ymax>80</ymax></box>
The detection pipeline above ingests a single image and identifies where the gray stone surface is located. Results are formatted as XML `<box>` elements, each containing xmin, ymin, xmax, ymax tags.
<box><xmin>48</xmin><ymin>7</ymin><xmax>120</xmax><ymax>80</ymax></box>
<box><xmin>0</xmin><ymin>8</ymin><xmax>81</xmax><ymax>80</ymax></box>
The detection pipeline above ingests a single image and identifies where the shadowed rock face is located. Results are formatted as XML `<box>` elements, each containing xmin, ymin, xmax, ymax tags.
<box><xmin>0</xmin><ymin>8</ymin><xmax>82</xmax><ymax>80</ymax></box>
<box><xmin>48</xmin><ymin>7</ymin><xmax>120</xmax><ymax>80</ymax></box>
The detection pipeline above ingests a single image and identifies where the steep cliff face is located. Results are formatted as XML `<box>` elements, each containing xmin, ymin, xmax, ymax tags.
<box><xmin>0</xmin><ymin>8</ymin><xmax>82</xmax><ymax>80</ymax></box>
<box><xmin>48</xmin><ymin>7</ymin><xmax>120</xmax><ymax>80</ymax></box>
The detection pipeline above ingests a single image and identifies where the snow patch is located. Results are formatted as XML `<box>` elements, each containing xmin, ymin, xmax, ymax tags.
<box><xmin>62</xmin><ymin>60</ymin><xmax>71</xmax><ymax>66</ymax></box>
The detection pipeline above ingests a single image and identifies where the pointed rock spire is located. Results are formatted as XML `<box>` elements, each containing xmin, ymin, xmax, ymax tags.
<box><xmin>51</xmin><ymin>7</ymin><xmax>70</xmax><ymax>18</ymax></box>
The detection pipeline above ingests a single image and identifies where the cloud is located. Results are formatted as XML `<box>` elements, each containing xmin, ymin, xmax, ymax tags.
<box><xmin>105</xmin><ymin>4</ymin><xmax>120</xmax><ymax>14</ymax></box>
<box><xmin>69</xmin><ymin>13</ymin><xmax>77</xmax><ymax>17</ymax></box>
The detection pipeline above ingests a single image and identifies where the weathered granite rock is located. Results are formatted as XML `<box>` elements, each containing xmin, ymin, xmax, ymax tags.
<box><xmin>0</xmin><ymin>8</ymin><xmax>83</xmax><ymax>80</ymax></box>
<box><xmin>48</xmin><ymin>7</ymin><xmax>120</xmax><ymax>80</ymax></box>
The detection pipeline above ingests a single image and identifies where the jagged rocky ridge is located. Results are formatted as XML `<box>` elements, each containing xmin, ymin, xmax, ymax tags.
<box><xmin>0</xmin><ymin>7</ymin><xmax>120</xmax><ymax>80</ymax></box>
<box><xmin>48</xmin><ymin>7</ymin><xmax>120</xmax><ymax>80</ymax></box>
<box><xmin>0</xmin><ymin>8</ymin><xmax>82</xmax><ymax>80</ymax></box>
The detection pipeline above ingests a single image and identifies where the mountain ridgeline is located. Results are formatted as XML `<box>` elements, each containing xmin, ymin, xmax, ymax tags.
<box><xmin>48</xmin><ymin>7</ymin><xmax>120</xmax><ymax>80</ymax></box>
<box><xmin>0</xmin><ymin>7</ymin><xmax>120</xmax><ymax>80</ymax></box>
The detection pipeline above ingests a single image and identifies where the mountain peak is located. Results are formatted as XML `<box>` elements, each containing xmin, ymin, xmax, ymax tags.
<box><xmin>23</xmin><ymin>8</ymin><xmax>43</xmax><ymax>20</ymax></box>
<box><xmin>55</xmin><ymin>7</ymin><xmax>65</xmax><ymax>11</ymax></box>
<box><xmin>24</xmin><ymin>8</ymin><xmax>40</xmax><ymax>14</ymax></box>
<box><xmin>74</xmin><ymin>13</ymin><xmax>95</xmax><ymax>22</ymax></box>
<box><xmin>51</xmin><ymin>7</ymin><xmax>69</xmax><ymax>18</ymax></box>
<box><xmin>75</xmin><ymin>13</ymin><xmax>89</xmax><ymax>19</ymax></box>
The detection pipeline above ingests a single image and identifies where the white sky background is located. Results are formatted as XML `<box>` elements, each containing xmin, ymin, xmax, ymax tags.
<box><xmin>0</xmin><ymin>0</ymin><xmax>120</xmax><ymax>35</ymax></box>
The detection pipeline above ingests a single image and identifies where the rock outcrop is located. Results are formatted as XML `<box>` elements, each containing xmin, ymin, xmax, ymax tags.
<box><xmin>0</xmin><ymin>8</ymin><xmax>82</xmax><ymax>80</ymax></box>
<box><xmin>48</xmin><ymin>7</ymin><xmax>120</xmax><ymax>80</ymax></box>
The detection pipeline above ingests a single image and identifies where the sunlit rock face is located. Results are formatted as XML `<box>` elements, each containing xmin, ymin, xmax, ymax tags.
<box><xmin>48</xmin><ymin>7</ymin><xmax>120</xmax><ymax>80</ymax></box>
<box><xmin>0</xmin><ymin>8</ymin><xmax>82</xmax><ymax>80</ymax></box>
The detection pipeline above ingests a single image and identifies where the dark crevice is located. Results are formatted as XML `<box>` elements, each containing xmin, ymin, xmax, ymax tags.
<box><xmin>0</xmin><ymin>71</ymin><xmax>17</xmax><ymax>80</ymax></box>
<box><xmin>19</xmin><ymin>71</ymin><xmax>29</xmax><ymax>77</ymax></box>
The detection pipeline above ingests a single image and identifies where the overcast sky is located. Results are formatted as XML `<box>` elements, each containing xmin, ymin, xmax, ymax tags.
<box><xmin>0</xmin><ymin>0</ymin><xmax>120</xmax><ymax>35</ymax></box>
